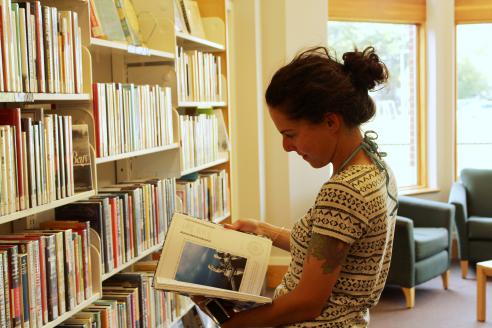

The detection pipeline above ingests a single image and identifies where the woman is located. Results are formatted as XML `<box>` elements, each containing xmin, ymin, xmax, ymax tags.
<box><xmin>221</xmin><ymin>46</ymin><xmax>398</xmax><ymax>327</ymax></box>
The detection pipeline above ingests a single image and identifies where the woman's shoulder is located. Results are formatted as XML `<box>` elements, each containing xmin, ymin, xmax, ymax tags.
<box><xmin>320</xmin><ymin>164</ymin><xmax>385</xmax><ymax>197</ymax></box>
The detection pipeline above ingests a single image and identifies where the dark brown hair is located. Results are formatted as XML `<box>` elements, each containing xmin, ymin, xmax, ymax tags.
<box><xmin>265</xmin><ymin>46</ymin><xmax>389</xmax><ymax>127</ymax></box>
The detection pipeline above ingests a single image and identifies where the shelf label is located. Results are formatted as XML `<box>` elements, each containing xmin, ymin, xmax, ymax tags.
<box><xmin>128</xmin><ymin>45</ymin><xmax>150</xmax><ymax>56</ymax></box>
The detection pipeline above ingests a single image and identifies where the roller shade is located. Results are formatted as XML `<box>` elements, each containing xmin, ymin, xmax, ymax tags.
<box><xmin>456</xmin><ymin>0</ymin><xmax>492</xmax><ymax>23</ymax></box>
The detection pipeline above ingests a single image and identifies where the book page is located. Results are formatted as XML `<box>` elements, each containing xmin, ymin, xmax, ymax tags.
<box><xmin>155</xmin><ymin>213</ymin><xmax>271</xmax><ymax>297</ymax></box>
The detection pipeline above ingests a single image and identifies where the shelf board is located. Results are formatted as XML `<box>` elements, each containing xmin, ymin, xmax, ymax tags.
<box><xmin>178</xmin><ymin>101</ymin><xmax>227</xmax><ymax>108</ymax></box>
<box><xmin>0</xmin><ymin>190</ymin><xmax>96</xmax><ymax>225</ymax></box>
<box><xmin>180</xmin><ymin>156</ymin><xmax>229</xmax><ymax>177</ymax></box>
<box><xmin>42</xmin><ymin>293</ymin><xmax>101</xmax><ymax>328</ymax></box>
<box><xmin>176</xmin><ymin>32</ymin><xmax>225</xmax><ymax>52</ymax></box>
<box><xmin>90</xmin><ymin>38</ymin><xmax>175</xmax><ymax>60</ymax></box>
<box><xmin>213</xmin><ymin>212</ymin><xmax>231</xmax><ymax>224</ymax></box>
<box><xmin>170</xmin><ymin>303</ymin><xmax>195</xmax><ymax>328</ymax></box>
<box><xmin>0</xmin><ymin>92</ymin><xmax>90</xmax><ymax>103</ymax></box>
<box><xmin>96</xmin><ymin>143</ymin><xmax>180</xmax><ymax>164</ymax></box>
<box><xmin>102</xmin><ymin>242</ymin><xmax>163</xmax><ymax>281</ymax></box>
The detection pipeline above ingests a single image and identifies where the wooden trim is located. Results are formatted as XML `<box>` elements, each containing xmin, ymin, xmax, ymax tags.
<box><xmin>328</xmin><ymin>0</ymin><xmax>426</xmax><ymax>24</ymax></box>
<box><xmin>417</xmin><ymin>24</ymin><xmax>428</xmax><ymax>188</ymax></box>
<box><xmin>456</xmin><ymin>0</ymin><xmax>492</xmax><ymax>24</ymax></box>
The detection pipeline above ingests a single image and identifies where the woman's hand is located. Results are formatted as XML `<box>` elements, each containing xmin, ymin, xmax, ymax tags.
<box><xmin>223</xmin><ymin>219</ymin><xmax>265</xmax><ymax>236</ymax></box>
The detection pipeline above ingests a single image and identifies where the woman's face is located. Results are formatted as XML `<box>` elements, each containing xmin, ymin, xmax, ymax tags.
<box><xmin>268</xmin><ymin>107</ymin><xmax>338</xmax><ymax>168</ymax></box>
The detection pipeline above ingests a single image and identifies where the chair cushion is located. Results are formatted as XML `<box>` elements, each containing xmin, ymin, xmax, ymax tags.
<box><xmin>467</xmin><ymin>216</ymin><xmax>492</xmax><ymax>239</ymax></box>
<box><xmin>414</xmin><ymin>227</ymin><xmax>448</xmax><ymax>261</ymax></box>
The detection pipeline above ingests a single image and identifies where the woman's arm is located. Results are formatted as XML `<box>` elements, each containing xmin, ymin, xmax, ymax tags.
<box><xmin>224</xmin><ymin>220</ymin><xmax>291</xmax><ymax>251</ymax></box>
<box><xmin>221</xmin><ymin>233</ymin><xmax>350</xmax><ymax>328</ymax></box>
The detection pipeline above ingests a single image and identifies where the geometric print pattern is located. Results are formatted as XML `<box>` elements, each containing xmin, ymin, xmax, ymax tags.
<box><xmin>274</xmin><ymin>164</ymin><xmax>398</xmax><ymax>327</ymax></box>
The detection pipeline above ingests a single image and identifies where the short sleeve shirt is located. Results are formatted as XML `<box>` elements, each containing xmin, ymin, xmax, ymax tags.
<box><xmin>274</xmin><ymin>164</ymin><xmax>398</xmax><ymax>328</ymax></box>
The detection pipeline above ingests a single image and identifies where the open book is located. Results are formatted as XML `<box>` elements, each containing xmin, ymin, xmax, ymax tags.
<box><xmin>154</xmin><ymin>213</ymin><xmax>272</xmax><ymax>304</ymax></box>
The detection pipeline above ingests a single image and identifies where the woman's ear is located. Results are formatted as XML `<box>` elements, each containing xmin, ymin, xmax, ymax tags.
<box><xmin>324</xmin><ymin>112</ymin><xmax>341</xmax><ymax>131</ymax></box>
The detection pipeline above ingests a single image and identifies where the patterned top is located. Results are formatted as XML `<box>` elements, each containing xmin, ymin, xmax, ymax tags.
<box><xmin>274</xmin><ymin>164</ymin><xmax>398</xmax><ymax>327</ymax></box>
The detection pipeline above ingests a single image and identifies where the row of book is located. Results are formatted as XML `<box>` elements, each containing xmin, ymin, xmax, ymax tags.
<box><xmin>179</xmin><ymin>113</ymin><xmax>219</xmax><ymax>170</ymax></box>
<box><xmin>90</xmin><ymin>0</ymin><xmax>142</xmax><ymax>46</ymax></box>
<box><xmin>55</xmin><ymin>178</ymin><xmax>176</xmax><ymax>275</ymax></box>
<box><xmin>176</xmin><ymin>47</ymin><xmax>223</xmax><ymax>103</ymax></box>
<box><xmin>57</xmin><ymin>269</ymin><xmax>193</xmax><ymax>328</ymax></box>
<box><xmin>0</xmin><ymin>223</ymin><xmax>93</xmax><ymax>328</ymax></box>
<box><xmin>0</xmin><ymin>1</ymin><xmax>83</xmax><ymax>94</ymax></box>
<box><xmin>0</xmin><ymin>108</ymin><xmax>87</xmax><ymax>216</ymax></box>
<box><xmin>177</xmin><ymin>169</ymin><xmax>230</xmax><ymax>222</ymax></box>
<box><xmin>92</xmin><ymin>83</ymin><xmax>174</xmax><ymax>158</ymax></box>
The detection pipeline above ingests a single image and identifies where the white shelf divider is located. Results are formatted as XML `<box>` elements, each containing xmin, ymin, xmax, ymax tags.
<box><xmin>0</xmin><ymin>190</ymin><xmax>96</xmax><ymax>225</ymax></box>
<box><xmin>102</xmin><ymin>242</ymin><xmax>164</xmax><ymax>281</ymax></box>
<box><xmin>180</xmin><ymin>156</ymin><xmax>229</xmax><ymax>177</ymax></box>
<box><xmin>0</xmin><ymin>92</ymin><xmax>90</xmax><ymax>103</ymax></box>
<box><xmin>96</xmin><ymin>143</ymin><xmax>180</xmax><ymax>164</ymax></box>
<box><xmin>170</xmin><ymin>303</ymin><xmax>196</xmax><ymax>328</ymax></box>
<box><xmin>176</xmin><ymin>31</ymin><xmax>225</xmax><ymax>52</ymax></box>
<box><xmin>213</xmin><ymin>212</ymin><xmax>231</xmax><ymax>224</ymax></box>
<box><xmin>178</xmin><ymin>101</ymin><xmax>227</xmax><ymax>108</ymax></box>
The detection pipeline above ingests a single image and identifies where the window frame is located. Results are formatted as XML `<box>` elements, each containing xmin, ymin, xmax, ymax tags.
<box><xmin>327</xmin><ymin>2</ymin><xmax>428</xmax><ymax>191</ymax></box>
<box><xmin>454</xmin><ymin>0</ymin><xmax>492</xmax><ymax>179</ymax></box>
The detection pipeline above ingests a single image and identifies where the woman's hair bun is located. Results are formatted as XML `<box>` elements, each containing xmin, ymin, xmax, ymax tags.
<box><xmin>342</xmin><ymin>47</ymin><xmax>389</xmax><ymax>91</ymax></box>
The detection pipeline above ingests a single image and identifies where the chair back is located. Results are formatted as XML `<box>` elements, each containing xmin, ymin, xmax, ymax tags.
<box><xmin>461</xmin><ymin>168</ymin><xmax>492</xmax><ymax>217</ymax></box>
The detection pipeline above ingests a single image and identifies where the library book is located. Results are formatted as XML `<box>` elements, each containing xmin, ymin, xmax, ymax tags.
<box><xmin>154</xmin><ymin>213</ymin><xmax>272</xmax><ymax>304</ymax></box>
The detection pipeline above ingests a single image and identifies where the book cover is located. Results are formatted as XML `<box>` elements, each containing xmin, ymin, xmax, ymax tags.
<box><xmin>91</xmin><ymin>0</ymin><xmax>126</xmax><ymax>42</ymax></box>
<box><xmin>154</xmin><ymin>213</ymin><xmax>272</xmax><ymax>305</ymax></box>
<box><xmin>71</xmin><ymin>124</ymin><xmax>92</xmax><ymax>192</ymax></box>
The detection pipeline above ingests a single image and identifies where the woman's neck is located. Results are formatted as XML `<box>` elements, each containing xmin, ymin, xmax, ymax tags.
<box><xmin>331</xmin><ymin>130</ymin><xmax>373</xmax><ymax>173</ymax></box>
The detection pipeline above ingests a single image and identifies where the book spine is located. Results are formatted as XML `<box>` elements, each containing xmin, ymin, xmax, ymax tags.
<box><xmin>63</xmin><ymin>230</ymin><xmax>76</xmax><ymax>311</ymax></box>
<box><xmin>51</xmin><ymin>7</ymin><xmax>59</xmax><ymax>93</ymax></box>
<box><xmin>34</xmin><ymin>1</ymin><xmax>45</xmax><ymax>93</ymax></box>
<box><xmin>54</xmin><ymin>232</ymin><xmax>66</xmax><ymax>315</ymax></box>
<box><xmin>19</xmin><ymin>253</ymin><xmax>30</xmax><ymax>328</ymax></box>
<box><xmin>43</xmin><ymin>5</ymin><xmax>54</xmax><ymax>93</ymax></box>
<box><xmin>44</xmin><ymin>236</ymin><xmax>58</xmax><ymax>321</ymax></box>
<box><xmin>18</xmin><ymin>7</ymin><xmax>29</xmax><ymax>92</ymax></box>
<box><xmin>0</xmin><ymin>253</ymin><xmax>6</xmax><ymax>328</ymax></box>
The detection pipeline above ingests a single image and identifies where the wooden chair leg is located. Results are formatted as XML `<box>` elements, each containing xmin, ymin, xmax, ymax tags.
<box><xmin>461</xmin><ymin>260</ymin><xmax>469</xmax><ymax>279</ymax></box>
<box><xmin>477</xmin><ymin>264</ymin><xmax>486</xmax><ymax>321</ymax></box>
<box><xmin>441</xmin><ymin>270</ymin><xmax>450</xmax><ymax>289</ymax></box>
<box><xmin>402</xmin><ymin>287</ymin><xmax>415</xmax><ymax>309</ymax></box>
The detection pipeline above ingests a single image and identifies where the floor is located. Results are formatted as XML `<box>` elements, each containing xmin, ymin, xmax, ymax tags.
<box><xmin>370</xmin><ymin>261</ymin><xmax>492</xmax><ymax>327</ymax></box>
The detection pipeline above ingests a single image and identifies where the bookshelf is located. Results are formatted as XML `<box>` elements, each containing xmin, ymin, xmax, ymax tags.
<box><xmin>0</xmin><ymin>0</ymin><xmax>232</xmax><ymax>326</ymax></box>
<box><xmin>101</xmin><ymin>242</ymin><xmax>164</xmax><ymax>281</ymax></box>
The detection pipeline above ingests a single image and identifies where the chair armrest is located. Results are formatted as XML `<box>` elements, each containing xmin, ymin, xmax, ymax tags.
<box><xmin>448</xmin><ymin>182</ymin><xmax>469</xmax><ymax>260</ymax></box>
<box><xmin>398</xmin><ymin>196</ymin><xmax>454</xmax><ymax>232</ymax></box>
<box><xmin>387</xmin><ymin>216</ymin><xmax>416</xmax><ymax>288</ymax></box>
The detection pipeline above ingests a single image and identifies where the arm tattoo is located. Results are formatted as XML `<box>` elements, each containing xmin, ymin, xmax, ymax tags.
<box><xmin>307</xmin><ymin>233</ymin><xmax>350</xmax><ymax>274</ymax></box>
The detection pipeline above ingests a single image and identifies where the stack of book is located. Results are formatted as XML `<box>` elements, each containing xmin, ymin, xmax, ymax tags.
<box><xmin>0</xmin><ymin>1</ymin><xmax>84</xmax><ymax>94</ymax></box>
<box><xmin>179</xmin><ymin>113</ymin><xmax>219</xmax><ymax>170</ymax></box>
<box><xmin>0</xmin><ymin>224</ymin><xmax>92</xmax><ymax>327</ymax></box>
<box><xmin>0</xmin><ymin>108</ymin><xmax>82</xmax><ymax>216</ymax></box>
<box><xmin>59</xmin><ymin>269</ymin><xmax>193</xmax><ymax>328</ymax></box>
<box><xmin>92</xmin><ymin>83</ymin><xmax>174</xmax><ymax>158</ymax></box>
<box><xmin>176</xmin><ymin>169</ymin><xmax>230</xmax><ymax>222</ymax></box>
<box><xmin>176</xmin><ymin>47</ymin><xmax>223</xmax><ymax>103</ymax></box>
<box><xmin>54</xmin><ymin>178</ymin><xmax>176</xmax><ymax>275</ymax></box>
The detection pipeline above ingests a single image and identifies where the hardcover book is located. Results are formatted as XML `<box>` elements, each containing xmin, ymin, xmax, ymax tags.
<box><xmin>72</xmin><ymin>124</ymin><xmax>92</xmax><ymax>192</ymax></box>
<box><xmin>154</xmin><ymin>213</ymin><xmax>272</xmax><ymax>305</ymax></box>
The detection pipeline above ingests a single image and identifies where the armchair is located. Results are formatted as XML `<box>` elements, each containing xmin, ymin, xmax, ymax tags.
<box><xmin>386</xmin><ymin>196</ymin><xmax>454</xmax><ymax>308</ymax></box>
<box><xmin>449</xmin><ymin>168</ymin><xmax>492</xmax><ymax>278</ymax></box>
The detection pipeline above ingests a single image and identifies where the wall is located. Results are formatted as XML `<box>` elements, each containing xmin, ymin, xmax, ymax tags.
<box><xmin>228</xmin><ymin>0</ymin><xmax>456</xmax><ymax>263</ymax></box>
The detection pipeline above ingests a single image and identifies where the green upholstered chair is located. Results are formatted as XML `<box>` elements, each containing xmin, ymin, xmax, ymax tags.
<box><xmin>449</xmin><ymin>168</ymin><xmax>492</xmax><ymax>279</ymax></box>
<box><xmin>386</xmin><ymin>196</ymin><xmax>454</xmax><ymax>308</ymax></box>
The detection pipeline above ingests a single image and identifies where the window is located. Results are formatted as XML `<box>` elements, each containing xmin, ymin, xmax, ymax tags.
<box><xmin>456</xmin><ymin>24</ymin><xmax>492</xmax><ymax>174</ymax></box>
<box><xmin>327</xmin><ymin>21</ymin><xmax>420</xmax><ymax>188</ymax></box>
